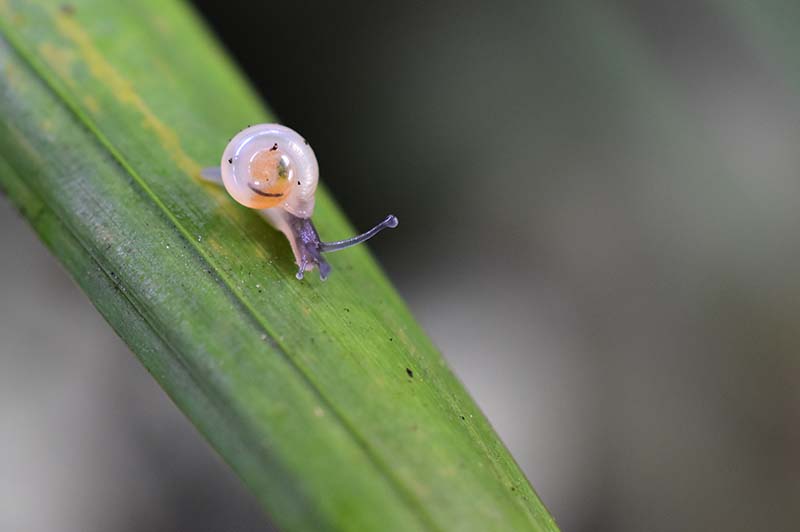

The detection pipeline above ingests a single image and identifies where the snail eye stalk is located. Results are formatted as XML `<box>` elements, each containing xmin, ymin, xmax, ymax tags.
<box><xmin>319</xmin><ymin>215</ymin><xmax>399</xmax><ymax>252</ymax></box>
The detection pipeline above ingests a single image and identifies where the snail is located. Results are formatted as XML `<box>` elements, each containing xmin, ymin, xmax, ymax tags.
<box><xmin>201</xmin><ymin>124</ymin><xmax>398</xmax><ymax>280</ymax></box>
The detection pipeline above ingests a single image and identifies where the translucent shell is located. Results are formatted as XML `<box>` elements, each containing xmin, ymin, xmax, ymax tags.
<box><xmin>220</xmin><ymin>124</ymin><xmax>318</xmax><ymax>218</ymax></box>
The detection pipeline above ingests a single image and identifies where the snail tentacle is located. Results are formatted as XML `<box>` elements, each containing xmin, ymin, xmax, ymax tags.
<box><xmin>319</xmin><ymin>215</ymin><xmax>399</xmax><ymax>252</ymax></box>
<box><xmin>199</xmin><ymin>166</ymin><xmax>223</xmax><ymax>185</ymax></box>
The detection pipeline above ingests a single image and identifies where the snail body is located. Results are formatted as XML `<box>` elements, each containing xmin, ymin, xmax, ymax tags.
<box><xmin>201</xmin><ymin>124</ymin><xmax>397</xmax><ymax>280</ymax></box>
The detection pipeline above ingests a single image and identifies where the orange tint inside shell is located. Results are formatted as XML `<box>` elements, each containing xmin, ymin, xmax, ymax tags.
<box><xmin>245</xmin><ymin>148</ymin><xmax>294</xmax><ymax>209</ymax></box>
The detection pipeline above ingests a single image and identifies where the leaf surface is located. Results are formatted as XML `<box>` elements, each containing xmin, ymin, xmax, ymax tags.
<box><xmin>0</xmin><ymin>2</ymin><xmax>558</xmax><ymax>530</ymax></box>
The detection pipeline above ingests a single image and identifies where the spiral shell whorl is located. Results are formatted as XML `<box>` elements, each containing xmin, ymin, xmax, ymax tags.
<box><xmin>220</xmin><ymin>124</ymin><xmax>318</xmax><ymax>218</ymax></box>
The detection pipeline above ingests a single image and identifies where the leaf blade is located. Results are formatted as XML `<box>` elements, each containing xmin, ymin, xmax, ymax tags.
<box><xmin>0</xmin><ymin>2</ymin><xmax>559</xmax><ymax>530</ymax></box>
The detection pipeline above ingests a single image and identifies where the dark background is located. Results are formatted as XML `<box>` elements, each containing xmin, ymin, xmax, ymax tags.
<box><xmin>2</xmin><ymin>1</ymin><xmax>799</xmax><ymax>531</ymax></box>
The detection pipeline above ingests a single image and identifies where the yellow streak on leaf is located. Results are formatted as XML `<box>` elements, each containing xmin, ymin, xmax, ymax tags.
<box><xmin>54</xmin><ymin>14</ymin><xmax>200</xmax><ymax>177</ymax></box>
<box><xmin>0</xmin><ymin>1</ymin><xmax>25</xmax><ymax>36</ymax></box>
<box><xmin>151</xmin><ymin>15</ymin><xmax>171</xmax><ymax>37</ymax></box>
<box><xmin>38</xmin><ymin>43</ymin><xmax>77</xmax><ymax>87</ymax></box>
<box><xmin>7</xmin><ymin>122</ymin><xmax>44</xmax><ymax>168</ymax></box>
<box><xmin>83</xmin><ymin>95</ymin><xmax>100</xmax><ymax>114</ymax></box>
<box><xmin>3</xmin><ymin>56</ymin><xmax>20</xmax><ymax>91</ymax></box>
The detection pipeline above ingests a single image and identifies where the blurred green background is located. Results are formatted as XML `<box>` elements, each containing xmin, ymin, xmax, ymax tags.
<box><xmin>2</xmin><ymin>1</ymin><xmax>799</xmax><ymax>531</ymax></box>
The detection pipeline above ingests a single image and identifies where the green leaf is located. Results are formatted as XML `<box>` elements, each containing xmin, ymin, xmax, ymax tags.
<box><xmin>0</xmin><ymin>1</ymin><xmax>558</xmax><ymax>530</ymax></box>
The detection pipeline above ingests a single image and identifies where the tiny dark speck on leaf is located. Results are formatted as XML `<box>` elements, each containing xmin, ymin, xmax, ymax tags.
<box><xmin>389</xmin><ymin>337</ymin><xmax>393</xmax><ymax>342</ymax></box>
<box><xmin>60</xmin><ymin>4</ymin><xmax>75</xmax><ymax>15</ymax></box>
<box><xmin>344</xmin><ymin>307</ymin><xmax>350</xmax><ymax>312</ymax></box>
<box><xmin>511</xmin><ymin>486</ymin><xmax>516</xmax><ymax>491</ymax></box>
<box><xmin>406</xmin><ymin>368</ymin><xmax>413</xmax><ymax>378</ymax></box>
<box><xmin>460</xmin><ymin>415</ymin><xmax>465</xmax><ymax>421</ymax></box>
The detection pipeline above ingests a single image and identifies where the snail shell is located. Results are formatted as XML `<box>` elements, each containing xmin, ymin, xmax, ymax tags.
<box><xmin>220</xmin><ymin>124</ymin><xmax>317</xmax><ymax>219</ymax></box>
